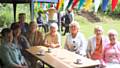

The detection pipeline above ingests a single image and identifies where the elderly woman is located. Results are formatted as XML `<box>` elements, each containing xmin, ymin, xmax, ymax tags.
<box><xmin>44</xmin><ymin>23</ymin><xmax>61</xmax><ymax>48</ymax></box>
<box><xmin>102</xmin><ymin>29</ymin><xmax>120</xmax><ymax>68</ymax></box>
<box><xmin>64</xmin><ymin>21</ymin><xmax>87</xmax><ymax>56</ymax></box>
<box><xmin>87</xmin><ymin>25</ymin><xmax>109</xmax><ymax>60</ymax></box>
<box><xmin>26</xmin><ymin>21</ymin><xmax>44</xmax><ymax>46</ymax></box>
<box><xmin>11</xmin><ymin>23</ymin><xmax>30</xmax><ymax>50</ymax></box>
<box><xmin>0</xmin><ymin>28</ymin><xmax>27</xmax><ymax>68</ymax></box>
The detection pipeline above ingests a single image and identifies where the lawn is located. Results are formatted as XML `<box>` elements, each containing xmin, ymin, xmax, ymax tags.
<box><xmin>61</xmin><ymin>13</ymin><xmax>120</xmax><ymax>46</ymax></box>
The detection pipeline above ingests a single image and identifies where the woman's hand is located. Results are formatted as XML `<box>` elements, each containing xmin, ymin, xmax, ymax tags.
<box><xmin>67</xmin><ymin>45</ymin><xmax>74</xmax><ymax>51</ymax></box>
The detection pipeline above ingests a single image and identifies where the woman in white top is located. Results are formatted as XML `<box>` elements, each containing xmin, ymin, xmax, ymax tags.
<box><xmin>64</xmin><ymin>21</ymin><xmax>87</xmax><ymax>56</ymax></box>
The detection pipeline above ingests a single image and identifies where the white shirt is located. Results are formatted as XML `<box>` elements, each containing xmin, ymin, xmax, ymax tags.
<box><xmin>64</xmin><ymin>32</ymin><xmax>87</xmax><ymax>56</ymax></box>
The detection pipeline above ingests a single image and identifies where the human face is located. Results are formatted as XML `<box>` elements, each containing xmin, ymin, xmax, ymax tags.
<box><xmin>70</xmin><ymin>25</ymin><xmax>78</xmax><ymax>35</ymax></box>
<box><xmin>109</xmin><ymin>34</ymin><xmax>117</xmax><ymax>44</ymax></box>
<box><xmin>50</xmin><ymin>27</ymin><xmax>57</xmax><ymax>35</ymax></box>
<box><xmin>19</xmin><ymin>15</ymin><xmax>25</xmax><ymax>23</ymax></box>
<box><xmin>13</xmin><ymin>28</ymin><xmax>21</xmax><ymax>37</ymax></box>
<box><xmin>94</xmin><ymin>28</ymin><xmax>103</xmax><ymax>36</ymax></box>
<box><xmin>30</xmin><ymin>24</ymin><xmax>37</xmax><ymax>33</ymax></box>
<box><xmin>7</xmin><ymin>31</ymin><xmax>13</xmax><ymax>43</ymax></box>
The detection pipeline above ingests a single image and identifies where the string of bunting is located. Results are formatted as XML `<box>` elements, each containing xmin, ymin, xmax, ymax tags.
<box><xmin>33</xmin><ymin>0</ymin><xmax>119</xmax><ymax>12</ymax></box>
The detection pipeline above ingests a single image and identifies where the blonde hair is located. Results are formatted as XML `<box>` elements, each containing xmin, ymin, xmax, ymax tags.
<box><xmin>29</xmin><ymin>21</ymin><xmax>37</xmax><ymax>27</ymax></box>
<box><xmin>94</xmin><ymin>25</ymin><xmax>103</xmax><ymax>32</ymax></box>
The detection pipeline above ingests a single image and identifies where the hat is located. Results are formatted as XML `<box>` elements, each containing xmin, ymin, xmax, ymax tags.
<box><xmin>48</xmin><ymin>7</ymin><xmax>56</xmax><ymax>14</ymax></box>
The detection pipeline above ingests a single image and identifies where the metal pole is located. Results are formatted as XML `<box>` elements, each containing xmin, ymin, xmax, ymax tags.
<box><xmin>13</xmin><ymin>3</ymin><xmax>17</xmax><ymax>22</ymax></box>
<box><xmin>30</xmin><ymin>0</ymin><xmax>34</xmax><ymax>21</ymax></box>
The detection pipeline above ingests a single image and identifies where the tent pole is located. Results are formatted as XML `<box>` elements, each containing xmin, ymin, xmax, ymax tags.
<box><xmin>30</xmin><ymin>0</ymin><xmax>34</xmax><ymax>21</ymax></box>
<box><xmin>13</xmin><ymin>3</ymin><xmax>17</xmax><ymax>22</ymax></box>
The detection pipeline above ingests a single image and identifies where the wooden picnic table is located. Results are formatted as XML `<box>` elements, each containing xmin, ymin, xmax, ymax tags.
<box><xmin>26</xmin><ymin>46</ymin><xmax>100</xmax><ymax>68</ymax></box>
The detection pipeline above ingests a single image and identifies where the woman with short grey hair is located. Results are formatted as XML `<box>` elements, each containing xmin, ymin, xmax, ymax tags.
<box><xmin>64</xmin><ymin>21</ymin><xmax>87</xmax><ymax>56</ymax></box>
<box><xmin>102</xmin><ymin>29</ymin><xmax>120</xmax><ymax>68</ymax></box>
<box><xmin>44</xmin><ymin>23</ymin><xmax>61</xmax><ymax>48</ymax></box>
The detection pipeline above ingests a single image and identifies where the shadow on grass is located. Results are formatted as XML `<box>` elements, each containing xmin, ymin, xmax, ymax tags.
<box><xmin>77</xmin><ymin>11</ymin><xmax>101</xmax><ymax>23</ymax></box>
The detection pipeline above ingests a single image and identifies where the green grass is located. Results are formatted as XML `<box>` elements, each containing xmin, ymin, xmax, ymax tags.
<box><xmin>61</xmin><ymin>13</ymin><xmax>120</xmax><ymax>46</ymax></box>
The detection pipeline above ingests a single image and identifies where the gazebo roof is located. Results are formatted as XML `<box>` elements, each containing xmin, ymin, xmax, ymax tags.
<box><xmin>0</xmin><ymin>0</ymin><xmax>58</xmax><ymax>22</ymax></box>
<box><xmin>0</xmin><ymin>0</ymin><xmax>31</xmax><ymax>3</ymax></box>
<box><xmin>0</xmin><ymin>0</ymin><xmax>58</xmax><ymax>3</ymax></box>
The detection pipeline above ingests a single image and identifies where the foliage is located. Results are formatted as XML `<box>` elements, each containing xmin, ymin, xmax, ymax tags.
<box><xmin>0</xmin><ymin>4</ymin><xmax>13</xmax><ymax>27</ymax></box>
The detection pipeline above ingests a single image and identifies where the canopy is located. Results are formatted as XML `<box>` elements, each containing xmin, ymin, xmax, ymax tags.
<box><xmin>0</xmin><ymin>0</ymin><xmax>58</xmax><ymax>3</ymax></box>
<box><xmin>0</xmin><ymin>0</ymin><xmax>31</xmax><ymax>3</ymax></box>
<box><xmin>0</xmin><ymin>0</ymin><xmax>58</xmax><ymax>22</ymax></box>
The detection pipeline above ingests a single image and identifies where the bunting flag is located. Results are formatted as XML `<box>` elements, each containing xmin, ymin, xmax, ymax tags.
<box><xmin>63</xmin><ymin>0</ymin><xmax>69</xmax><ymax>10</ymax></box>
<box><xmin>38</xmin><ymin>2</ymin><xmax>40</xmax><ymax>8</ymax></box>
<box><xmin>84</xmin><ymin>0</ymin><xmax>93</xmax><ymax>11</ymax></box>
<box><xmin>112</xmin><ymin>0</ymin><xmax>118</xmax><ymax>12</ymax></box>
<box><xmin>78</xmin><ymin>0</ymin><xmax>85</xmax><ymax>10</ymax></box>
<box><xmin>40</xmin><ymin>3</ymin><xmax>43</xmax><ymax>8</ymax></box>
<box><xmin>34</xmin><ymin>0</ymin><xmax>38</xmax><ymax>12</ymax></box>
<box><xmin>59</xmin><ymin>0</ymin><xmax>64</xmax><ymax>11</ymax></box>
<box><xmin>34</xmin><ymin>0</ymin><xmax>38</xmax><ymax>8</ymax></box>
<box><xmin>94</xmin><ymin>0</ymin><xmax>101</xmax><ymax>13</ymax></box>
<box><xmin>71</xmin><ymin>0</ymin><xmax>79</xmax><ymax>10</ymax></box>
<box><xmin>56</xmin><ymin>0</ymin><xmax>64</xmax><ymax>10</ymax></box>
<box><xmin>56</xmin><ymin>0</ymin><xmax>60</xmax><ymax>10</ymax></box>
<box><xmin>47</xmin><ymin>3</ymin><xmax>51</xmax><ymax>8</ymax></box>
<box><xmin>43</xmin><ymin>4</ymin><xmax>47</xmax><ymax>10</ymax></box>
<box><xmin>102</xmin><ymin>0</ymin><xmax>109</xmax><ymax>12</ymax></box>
<box><xmin>66</xmin><ymin>0</ymin><xmax>73</xmax><ymax>9</ymax></box>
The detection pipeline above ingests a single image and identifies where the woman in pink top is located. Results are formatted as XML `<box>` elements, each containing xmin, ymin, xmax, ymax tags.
<box><xmin>102</xmin><ymin>29</ymin><xmax>120</xmax><ymax>68</ymax></box>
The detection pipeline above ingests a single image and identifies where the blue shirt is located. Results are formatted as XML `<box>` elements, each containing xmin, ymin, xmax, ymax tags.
<box><xmin>0</xmin><ymin>42</ymin><xmax>26</xmax><ymax>68</ymax></box>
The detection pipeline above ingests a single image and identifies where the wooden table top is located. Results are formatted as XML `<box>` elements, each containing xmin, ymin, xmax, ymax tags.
<box><xmin>26</xmin><ymin>46</ymin><xmax>100</xmax><ymax>68</ymax></box>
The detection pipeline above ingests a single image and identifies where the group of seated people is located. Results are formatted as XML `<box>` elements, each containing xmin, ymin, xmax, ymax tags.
<box><xmin>0</xmin><ymin>13</ymin><xmax>61</xmax><ymax>68</ymax></box>
<box><xmin>64</xmin><ymin>21</ymin><xmax>120</xmax><ymax>68</ymax></box>
<box><xmin>0</xmin><ymin>13</ymin><xmax>120</xmax><ymax>68</ymax></box>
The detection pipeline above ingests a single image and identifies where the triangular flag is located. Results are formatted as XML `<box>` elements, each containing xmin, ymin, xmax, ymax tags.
<box><xmin>48</xmin><ymin>3</ymin><xmax>51</xmax><ymax>8</ymax></box>
<box><xmin>59</xmin><ymin>0</ymin><xmax>64</xmax><ymax>11</ymax></box>
<box><xmin>102</xmin><ymin>0</ymin><xmax>109</xmax><ymax>12</ymax></box>
<box><xmin>94</xmin><ymin>0</ymin><xmax>101</xmax><ymax>13</ymax></box>
<box><xmin>56</xmin><ymin>0</ymin><xmax>64</xmax><ymax>10</ymax></box>
<box><xmin>64</xmin><ymin>0</ymin><xmax>69</xmax><ymax>10</ymax></box>
<box><xmin>56</xmin><ymin>0</ymin><xmax>60</xmax><ymax>10</ymax></box>
<box><xmin>71</xmin><ymin>0</ymin><xmax>79</xmax><ymax>11</ymax></box>
<box><xmin>78</xmin><ymin>0</ymin><xmax>85</xmax><ymax>10</ymax></box>
<box><xmin>40</xmin><ymin>3</ymin><xmax>43</xmax><ymax>8</ymax></box>
<box><xmin>112</xmin><ymin>0</ymin><xmax>118</xmax><ymax>12</ymax></box>
<box><xmin>66</xmin><ymin>0</ymin><xmax>73</xmax><ymax>9</ymax></box>
<box><xmin>84</xmin><ymin>0</ymin><xmax>93</xmax><ymax>11</ymax></box>
<box><xmin>34</xmin><ymin>0</ymin><xmax>38</xmax><ymax>8</ymax></box>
